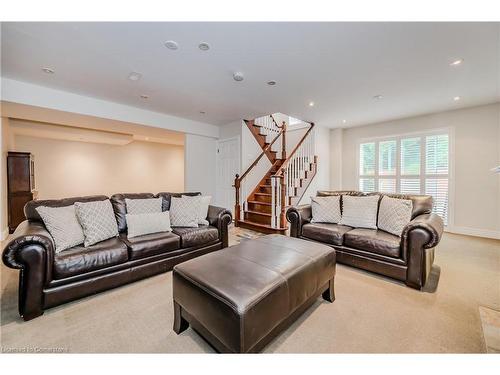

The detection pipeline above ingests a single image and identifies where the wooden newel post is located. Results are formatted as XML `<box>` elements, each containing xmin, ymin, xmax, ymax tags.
<box><xmin>234</xmin><ymin>174</ymin><xmax>240</xmax><ymax>226</ymax></box>
<box><xmin>281</xmin><ymin>121</ymin><xmax>287</xmax><ymax>160</ymax></box>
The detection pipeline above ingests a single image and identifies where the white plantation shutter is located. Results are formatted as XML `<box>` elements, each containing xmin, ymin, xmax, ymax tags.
<box><xmin>379</xmin><ymin>178</ymin><xmax>396</xmax><ymax>193</ymax></box>
<box><xmin>359</xmin><ymin>131</ymin><xmax>450</xmax><ymax>224</ymax></box>
<box><xmin>379</xmin><ymin>140</ymin><xmax>397</xmax><ymax>176</ymax></box>
<box><xmin>401</xmin><ymin>137</ymin><xmax>420</xmax><ymax>175</ymax></box>
<box><xmin>359</xmin><ymin>178</ymin><xmax>375</xmax><ymax>192</ymax></box>
<box><xmin>360</xmin><ymin>143</ymin><xmax>375</xmax><ymax>176</ymax></box>
<box><xmin>426</xmin><ymin>135</ymin><xmax>449</xmax><ymax>175</ymax></box>
<box><xmin>400</xmin><ymin>178</ymin><xmax>420</xmax><ymax>194</ymax></box>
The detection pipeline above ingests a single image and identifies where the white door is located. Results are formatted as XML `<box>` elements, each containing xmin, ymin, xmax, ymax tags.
<box><xmin>216</xmin><ymin>137</ymin><xmax>240</xmax><ymax>215</ymax></box>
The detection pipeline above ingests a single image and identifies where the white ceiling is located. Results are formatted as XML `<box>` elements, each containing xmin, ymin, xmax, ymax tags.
<box><xmin>1</xmin><ymin>22</ymin><xmax>499</xmax><ymax>128</ymax></box>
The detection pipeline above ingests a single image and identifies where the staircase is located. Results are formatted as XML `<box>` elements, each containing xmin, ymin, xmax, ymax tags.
<box><xmin>234</xmin><ymin>114</ymin><xmax>317</xmax><ymax>234</ymax></box>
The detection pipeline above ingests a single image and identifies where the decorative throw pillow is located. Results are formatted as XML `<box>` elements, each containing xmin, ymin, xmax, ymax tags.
<box><xmin>36</xmin><ymin>205</ymin><xmax>85</xmax><ymax>253</ymax></box>
<box><xmin>125</xmin><ymin>197</ymin><xmax>162</xmax><ymax>214</ymax></box>
<box><xmin>126</xmin><ymin>211</ymin><xmax>172</xmax><ymax>238</ymax></box>
<box><xmin>377</xmin><ymin>196</ymin><xmax>413</xmax><ymax>236</ymax></box>
<box><xmin>169</xmin><ymin>196</ymin><xmax>199</xmax><ymax>227</ymax></box>
<box><xmin>75</xmin><ymin>200</ymin><xmax>119</xmax><ymax>247</ymax></box>
<box><xmin>310</xmin><ymin>196</ymin><xmax>341</xmax><ymax>224</ymax></box>
<box><xmin>339</xmin><ymin>195</ymin><xmax>379</xmax><ymax>229</ymax></box>
<box><xmin>182</xmin><ymin>195</ymin><xmax>211</xmax><ymax>225</ymax></box>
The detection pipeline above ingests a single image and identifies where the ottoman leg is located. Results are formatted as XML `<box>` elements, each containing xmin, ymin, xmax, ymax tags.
<box><xmin>173</xmin><ymin>301</ymin><xmax>189</xmax><ymax>334</ymax></box>
<box><xmin>322</xmin><ymin>278</ymin><xmax>335</xmax><ymax>303</ymax></box>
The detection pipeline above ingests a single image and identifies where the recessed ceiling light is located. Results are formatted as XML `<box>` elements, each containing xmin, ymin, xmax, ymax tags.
<box><xmin>342</xmin><ymin>119</ymin><xmax>347</xmax><ymax>124</ymax></box>
<box><xmin>128</xmin><ymin>72</ymin><xmax>142</xmax><ymax>81</ymax></box>
<box><xmin>267</xmin><ymin>80</ymin><xmax>277</xmax><ymax>86</ymax></box>
<box><xmin>233</xmin><ymin>72</ymin><xmax>244</xmax><ymax>82</ymax></box>
<box><xmin>453</xmin><ymin>96</ymin><xmax>461</xmax><ymax>101</ymax></box>
<box><xmin>198</xmin><ymin>42</ymin><xmax>210</xmax><ymax>51</ymax></box>
<box><xmin>164</xmin><ymin>40</ymin><xmax>179</xmax><ymax>50</ymax></box>
<box><xmin>450</xmin><ymin>59</ymin><xmax>463</xmax><ymax>66</ymax></box>
<box><xmin>140</xmin><ymin>94</ymin><xmax>149</xmax><ymax>99</ymax></box>
<box><xmin>373</xmin><ymin>94</ymin><xmax>383</xmax><ymax>100</ymax></box>
<box><xmin>199</xmin><ymin>111</ymin><xmax>206</xmax><ymax>114</ymax></box>
<box><xmin>309</xmin><ymin>101</ymin><xmax>315</xmax><ymax>107</ymax></box>
<box><xmin>42</xmin><ymin>67</ymin><xmax>55</xmax><ymax>74</ymax></box>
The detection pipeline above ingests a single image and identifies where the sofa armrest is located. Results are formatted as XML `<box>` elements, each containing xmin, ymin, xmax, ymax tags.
<box><xmin>3</xmin><ymin>220</ymin><xmax>55</xmax><ymax>269</ymax></box>
<box><xmin>207</xmin><ymin>205</ymin><xmax>233</xmax><ymax>248</ymax></box>
<box><xmin>2</xmin><ymin>220</ymin><xmax>55</xmax><ymax>320</ymax></box>
<box><xmin>402</xmin><ymin>213</ymin><xmax>444</xmax><ymax>250</ymax></box>
<box><xmin>286</xmin><ymin>204</ymin><xmax>312</xmax><ymax>238</ymax></box>
<box><xmin>402</xmin><ymin>213</ymin><xmax>444</xmax><ymax>290</ymax></box>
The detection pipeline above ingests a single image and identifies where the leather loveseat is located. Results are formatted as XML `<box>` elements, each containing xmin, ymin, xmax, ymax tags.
<box><xmin>286</xmin><ymin>191</ymin><xmax>444</xmax><ymax>290</ymax></box>
<box><xmin>2</xmin><ymin>192</ymin><xmax>232</xmax><ymax>321</ymax></box>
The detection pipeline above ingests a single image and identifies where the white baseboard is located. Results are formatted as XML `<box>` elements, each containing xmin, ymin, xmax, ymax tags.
<box><xmin>445</xmin><ymin>226</ymin><xmax>500</xmax><ymax>240</ymax></box>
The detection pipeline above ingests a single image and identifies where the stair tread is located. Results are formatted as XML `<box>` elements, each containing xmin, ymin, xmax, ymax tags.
<box><xmin>247</xmin><ymin>200</ymin><xmax>272</xmax><ymax>206</ymax></box>
<box><xmin>244</xmin><ymin>210</ymin><xmax>272</xmax><ymax>217</ymax></box>
<box><xmin>254</xmin><ymin>192</ymin><xmax>271</xmax><ymax>196</ymax></box>
<box><xmin>238</xmin><ymin>220</ymin><xmax>287</xmax><ymax>231</ymax></box>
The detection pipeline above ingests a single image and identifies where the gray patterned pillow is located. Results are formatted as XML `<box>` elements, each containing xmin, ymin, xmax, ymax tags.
<box><xmin>182</xmin><ymin>195</ymin><xmax>211</xmax><ymax>225</ymax></box>
<box><xmin>378</xmin><ymin>196</ymin><xmax>413</xmax><ymax>236</ymax></box>
<box><xmin>36</xmin><ymin>205</ymin><xmax>85</xmax><ymax>253</ymax></box>
<box><xmin>125</xmin><ymin>197</ymin><xmax>162</xmax><ymax>214</ymax></box>
<box><xmin>169</xmin><ymin>196</ymin><xmax>199</xmax><ymax>227</ymax></box>
<box><xmin>75</xmin><ymin>200</ymin><xmax>119</xmax><ymax>247</ymax></box>
<box><xmin>126</xmin><ymin>211</ymin><xmax>172</xmax><ymax>238</ymax></box>
<box><xmin>339</xmin><ymin>195</ymin><xmax>379</xmax><ymax>229</ymax></box>
<box><xmin>311</xmin><ymin>196</ymin><xmax>341</xmax><ymax>224</ymax></box>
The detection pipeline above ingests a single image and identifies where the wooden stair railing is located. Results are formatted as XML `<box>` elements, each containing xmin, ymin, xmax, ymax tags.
<box><xmin>233</xmin><ymin>127</ymin><xmax>284</xmax><ymax>226</ymax></box>
<box><xmin>234</xmin><ymin>115</ymin><xmax>317</xmax><ymax>234</ymax></box>
<box><xmin>272</xmin><ymin>122</ymin><xmax>316</xmax><ymax>228</ymax></box>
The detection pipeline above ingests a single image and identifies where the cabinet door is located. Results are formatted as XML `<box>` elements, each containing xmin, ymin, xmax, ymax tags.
<box><xmin>9</xmin><ymin>194</ymin><xmax>32</xmax><ymax>232</ymax></box>
<box><xmin>8</xmin><ymin>156</ymin><xmax>31</xmax><ymax>192</ymax></box>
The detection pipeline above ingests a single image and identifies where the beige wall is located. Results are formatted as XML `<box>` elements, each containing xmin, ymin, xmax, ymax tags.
<box><xmin>335</xmin><ymin>103</ymin><xmax>500</xmax><ymax>237</ymax></box>
<box><xmin>14</xmin><ymin>135</ymin><xmax>185</xmax><ymax>200</ymax></box>
<box><xmin>1</xmin><ymin>118</ymin><xmax>14</xmax><ymax>239</ymax></box>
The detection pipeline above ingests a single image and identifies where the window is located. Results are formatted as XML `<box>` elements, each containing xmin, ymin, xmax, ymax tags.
<box><xmin>359</xmin><ymin>132</ymin><xmax>450</xmax><ymax>224</ymax></box>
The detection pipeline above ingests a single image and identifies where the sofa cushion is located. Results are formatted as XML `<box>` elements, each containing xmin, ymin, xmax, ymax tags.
<box><xmin>156</xmin><ymin>192</ymin><xmax>201</xmax><ymax>211</ymax></box>
<box><xmin>172</xmin><ymin>226</ymin><xmax>219</xmax><ymax>248</ymax></box>
<box><xmin>344</xmin><ymin>228</ymin><xmax>401</xmax><ymax>258</ymax></box>
<box><xmin>339</xmin><ymin>195</ymin><xmax>379</xmax><ymax>229</ymax></box>
<box><xmin>126</xmin><ymin>211</ymin><xmax>172</xmax><ymax>238</ymax></box>
<box><xmin>169</xmin><ymin>196</ymin><xmax>200</xmax><ymax>227</ymax></box>
<box><xmin>377</xmin><ymin>196</ymin><xmax>413</xmax><ymax>236</ymax></box>
<box><xmin>302</xmin><ymin>223</ymin><xmax>353</xmax><ymax>246</ymax></box>
<box><xmin>53</xmin><ymin>237</ymin><xmax>128</xmax><ymax>279</ymax></box>
<box><xmin>121</xmin><ymin>232</ymin><xmax>181</xmax><ymax>260</ymax></box>
<box><xmin>110</xmin><ymin>193</ymin><xmax>156</xmax><ymax>233</ymax></box>
<box><xmin>35</xmin><ymin>205</ymin><xmax>85</xmax><ymax>253</ymax></box>
<box><xmin>75</xmin><ymin>200</ymin><xmax>119</xmax><ymax>247</ymax></box>
<box><xmin>310</xmin><ymin>196</ymin><xmax>341</xmax><ymax>224</ymax></box>
<box><xmin>125</xmin><ymin>197</ymin><xmax>162</xmax><ymax>215</ymax></box>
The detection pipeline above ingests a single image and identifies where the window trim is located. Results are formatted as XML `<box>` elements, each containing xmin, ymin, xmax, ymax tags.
<box><xmin>356</xmin><ymin>127</ymin><xmax>455</xmax><ymax>227</ymax></box>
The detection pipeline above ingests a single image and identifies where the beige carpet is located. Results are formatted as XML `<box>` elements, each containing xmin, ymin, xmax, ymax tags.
<box><xmin>1</xmin><ymin>229</ymin><xmax>499</xmax><ymax>353</ymax></box>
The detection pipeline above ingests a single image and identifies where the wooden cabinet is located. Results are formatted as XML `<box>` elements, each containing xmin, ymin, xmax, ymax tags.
<box><xmin>7</xmin><ymin>152</ymin><xmax>35</xmax><ymax>233</ymax></box>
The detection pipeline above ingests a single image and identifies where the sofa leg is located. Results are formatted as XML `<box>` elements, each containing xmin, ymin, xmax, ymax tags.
<box><xmin>322</xmin><ymin>278</ymin><xmax>335</xmax><ymax>302</ymax></box>
<box><xmin>173</xmin><ymin>301</ymin><xmax>189</xmax><ymax>334</ymax></box>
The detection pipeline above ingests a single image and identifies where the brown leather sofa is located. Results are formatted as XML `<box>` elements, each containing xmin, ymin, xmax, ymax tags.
<box><xmin>2</xmin><ymin>192</ymin><xmax>232</xmax><ymax>321</ymax></box>
<box><xmin>286</xmin><ymin>191</ymin><xmax>444</xmax><ymax>290</ymax></box>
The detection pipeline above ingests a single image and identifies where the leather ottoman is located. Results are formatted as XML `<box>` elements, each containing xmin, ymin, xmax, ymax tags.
<box><xmin>172</xmin><ymin>234</ymin><xmax>336</xmax><ymax>353</ymax></box>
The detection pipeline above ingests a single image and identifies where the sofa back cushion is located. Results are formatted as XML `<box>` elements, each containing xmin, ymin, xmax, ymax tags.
<box><xmin>25</xmin><ymin>195</ymin><xmax>109</xmax><ymax>223</ymax></box>
<box><xmin>156</xmin><ymin>192</ymin><xmax>201</xmax><ymax>211</ymax></box>
<box><xmin>339</xmin><ymin>195</ymin><xmax>380</xmax><ymax>229</ymax></box>
<box><xmin>110</xmin><ymin>193</ymin><xmax>156</xmax><ymax>233</ymax></box>
<box><xmin>75</xmin><ymin>199</ymin><xmax>119</xmax><ymax>247</ymax></box>
<box><xmin>377</xmin><ymin>196</ymin><xmax>413</xmax><ymax>236</ymax></box>
<box><xmin>316</xmin><ymin>191</ymin><xmax>432</xmax><ymax>219</ymax></box>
